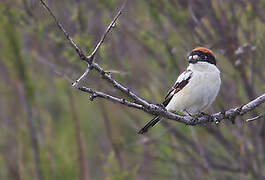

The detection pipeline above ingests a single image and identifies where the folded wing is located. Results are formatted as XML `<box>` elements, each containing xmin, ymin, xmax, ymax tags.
<box><xmin>162</xmin><ymin>70</ymin><xmax>193</xmax><ymax>107</ymax></box>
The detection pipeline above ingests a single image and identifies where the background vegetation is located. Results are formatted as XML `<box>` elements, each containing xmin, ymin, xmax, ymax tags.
<box><xmin>0</xmin><ymin>0</ymin><xmax>265</xmax><ymax>179</ymax></box>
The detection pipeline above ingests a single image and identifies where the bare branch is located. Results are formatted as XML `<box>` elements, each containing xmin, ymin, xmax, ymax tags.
<box><xmin>39</xmin><ymin>0</ymin><xmax>265</xmax><ymax>131</ymax></box>
<box><xmin>72</xmin><ymin>65</ymin><xmax>93</xmax><ymax>88</ymax></box>
<box><xmin>72</xmin><ymin>0</ymin><xmax>126</xmax><ymax>87</ymax></box>
<box><xmin>187</xmin><ymin>93</ymin><xmax>265</xmax><ymax>125</ymax></box>
<box><xmin>105</xmin><ymin>69</ymin><xmax>129</xmax><ymax>75</ymax></box>
<box><xmin>246</xmin><ymin>114</ymin><xmax>265</xmax><ymax>122</ymax></box>
<box><xmin>39</xmin><ymin>0</ymin><xmax>150</xmax><ymax>107</ymax></box>
<box><xmin>78</xmin><ymin>86</ymin><xmax>144</xmax><ymax>110</ymax></box>
<box><xmin>79</xmin><ymin>88</ymin><xmax>265</xmax><ymax>126</ymax></box>
<box><xmin>39</xmin><ymin>0</ymin><xmax>87</xmax><ymax>62</ymax></box>
<box><xmin>90</xmin><ymin>63</ymin><xmax>151</xmax><ymax>107</ymax></box>
<box><xmin>87</xmin><ymin>0</ymin><xmax>127</xmax><ymax>63</ymax></box>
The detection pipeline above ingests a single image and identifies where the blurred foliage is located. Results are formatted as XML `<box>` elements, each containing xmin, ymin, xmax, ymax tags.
<box><xmin>0</xmin><ymin>0</ymin><xmax>265</xmax><ymax>180</ymax></box>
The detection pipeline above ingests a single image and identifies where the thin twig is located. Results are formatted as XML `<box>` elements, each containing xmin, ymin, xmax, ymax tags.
<box><xmin>105</xmin><ymin>69</ymin><xmax>129</xmax><ymax>75</ymax></box>
<box><xmin>78</xmin><ymin>86</ymin><xmax>144</xmax><ymax>110</ymax></box>
<box><xmin>91</xmin><ymin>63</ymin><xmax>151</xmax><ymax>107</ymax></box>
<box><xmin>87</xmin><ymin>0</ymin><xmax>127</xmax><ymax>63</ymax></box>
<box><xmin>72</xmin><ymin>0</ymin><xmax>127</xmax><ymax>87</ymax></box>
<box><xmin>39</xmin><ymin>0</ymin><xmax>88</xmax><ymax>62</ymax></box>
<box><xmin>72</xmin><ymin>65</ymin><xmax>93</xmax><ymax>88</ymax></box>
<box><xmin>246</xmin><ymin>114</ymin><xmax>265</xmax><ymax>122</ymax></box>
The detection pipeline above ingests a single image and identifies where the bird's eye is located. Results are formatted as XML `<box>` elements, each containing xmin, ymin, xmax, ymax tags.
<box><xmin>188</xmin><ymin>56</ymin><xmax>192</xmax><ymax>60</ymax></box>
<box><xmin>193</xmin><ymin>55</ymin><xmax>199</xmax><ymax>60</ymax></box>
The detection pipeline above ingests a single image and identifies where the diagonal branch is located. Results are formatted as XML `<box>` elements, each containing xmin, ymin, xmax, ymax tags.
<box><xmin>74</xmin><ymin>0</ymin><xmax>126</xmax><ymax>86</ymax></box>
<box><xmin>39</xmin><ymin>0</ymin><xmax>87</xmax><ymax>62</ymax></box>
<box><xmin>72</xmin><ymin>65</ymin><xmax>93</xmax><ymax>88</ymax></box>
<box><xmin>79</xmin><ymin>86</ymin><xmax>144</xmax><ymax>110</ymax></box>
<box><xmin>87</xmin><ymin>0</ymin><xmax>127</xmax><ymax>63</ymax></box>
<box><xmin>90</xmin><ymin>63</ymin><xmax>151</xmax><ymax>107</ymax></box>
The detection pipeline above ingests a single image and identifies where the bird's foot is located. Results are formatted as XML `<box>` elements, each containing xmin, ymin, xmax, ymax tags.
<box><xmin>184</xmin><ymin>109</ymin><xmax>193</xmax><ymax>117</ymax></box>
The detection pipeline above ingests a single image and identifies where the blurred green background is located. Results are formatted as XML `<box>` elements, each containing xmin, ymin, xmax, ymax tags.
<box><xmin>0</xmin><ymin>0</ymin><xmax>265</xmax><ymax>179</ymax></box>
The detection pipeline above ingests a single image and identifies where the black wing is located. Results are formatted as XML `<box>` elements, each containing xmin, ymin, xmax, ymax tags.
<box><xmin>162</xmin><ymin>70</ymin><xmax>193</xmax><ymax>107</ymax></box>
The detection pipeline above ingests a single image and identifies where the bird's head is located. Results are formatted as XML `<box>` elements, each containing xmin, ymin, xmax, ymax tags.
<box><xmin>188</xmin><ymin>47</ymin><xmax>216</xmax><ymax>65</ymax></box>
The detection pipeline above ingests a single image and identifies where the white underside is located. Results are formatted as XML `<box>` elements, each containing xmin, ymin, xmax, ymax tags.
<box><xmin>166</xmin><ymin>62</ymin><xmax>221</xmax><ymax>115</ymax></box>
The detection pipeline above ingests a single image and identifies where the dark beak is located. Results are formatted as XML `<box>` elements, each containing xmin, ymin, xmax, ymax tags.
<box><xmin>189</xmin><ymin>59</ymin><xmax>197</xmax><ymax>64</ymax></box>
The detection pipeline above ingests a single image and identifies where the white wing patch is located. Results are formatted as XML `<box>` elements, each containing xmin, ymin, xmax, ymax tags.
<box><xmin>174</xmin><ymin>70</ymin><xmax>193</xmax><ymax>88</ymax></box>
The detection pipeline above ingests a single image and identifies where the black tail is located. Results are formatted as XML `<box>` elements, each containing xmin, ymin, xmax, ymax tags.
<box><xmin>138</xmin><ymin>116</ymin><xmax>161</xmax><ymax>134</ymax></box>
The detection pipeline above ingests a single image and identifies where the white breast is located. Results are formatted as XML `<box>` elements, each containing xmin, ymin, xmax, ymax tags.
<box><xmin>166</xmin><ymin>62</ymin><xmax>221</xmax><ymax>114</ymax></box>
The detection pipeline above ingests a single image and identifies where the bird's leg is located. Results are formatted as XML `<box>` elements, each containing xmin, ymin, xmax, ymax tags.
<box><xmin>184</xmin><ymin>109</ymin><xmax>193</xmax><ymax>116</ymax></box>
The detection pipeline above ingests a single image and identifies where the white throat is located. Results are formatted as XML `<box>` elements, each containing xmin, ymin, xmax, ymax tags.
<box><xmin>188</xmin><ymin>62</ymin><xmax>220</xmax><ymax>73</ymax></box>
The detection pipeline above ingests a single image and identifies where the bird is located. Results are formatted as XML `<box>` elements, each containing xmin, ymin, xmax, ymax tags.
<box><xmin>138</xmin><ymin>47</ymin><xmax>221</xmax><ymax>134</ymax></box>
